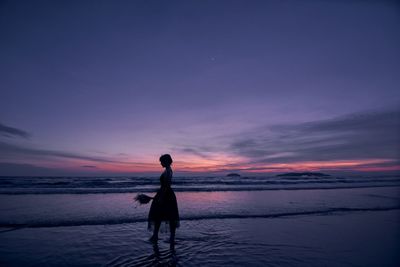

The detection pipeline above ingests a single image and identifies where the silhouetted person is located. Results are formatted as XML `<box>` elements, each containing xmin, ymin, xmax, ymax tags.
<box><xmin>148</xmin><ymin>154</ymin><xmax>180</xmax><ymax>243</ymax></box>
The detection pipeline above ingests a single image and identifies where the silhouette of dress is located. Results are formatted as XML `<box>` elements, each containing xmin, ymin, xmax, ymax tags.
<box><xmin>148</xmin><ymin>167</ymin><xmax>180</xmax><ymax>230</ymax></box>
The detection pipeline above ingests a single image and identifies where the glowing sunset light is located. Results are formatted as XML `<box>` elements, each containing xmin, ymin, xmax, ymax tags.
<box><xmin>239</xmin><ymin>159</ymin><xmax>399</xmax><ymax>173</ymax></box>
<box><xmin>43</xmin><ymin>157</ymin><xmax>398</xmax><ymax>174</ymax></box>
<box><xmin>353</xmin><ymin>166</ymin><xmax>400</xmax><ymax>172</ymax></box>
<box><xmin>172</xmin><ymin>153</ymin><xmax>248</xmax><ymax>171</ymax></box>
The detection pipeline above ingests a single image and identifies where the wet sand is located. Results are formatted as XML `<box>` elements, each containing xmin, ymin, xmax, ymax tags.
<box><xmin>1</xmin><ymin>209</ymin><xmax>399</xmax><ymax>266</ymax></box>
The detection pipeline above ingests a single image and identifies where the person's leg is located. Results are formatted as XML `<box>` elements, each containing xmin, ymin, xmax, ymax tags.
<box><xmin>150</xmin><ymin>221</ymin><xmax>161</xmax><ymax>242</ymax></box>
<box><xmin>169</xmin><ymin>221</ymin><xmax>176</xmax><ymax>243</ymax></box>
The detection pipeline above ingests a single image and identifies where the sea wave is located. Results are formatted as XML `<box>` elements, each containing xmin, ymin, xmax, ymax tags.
<box><xmin>1</xmin><ymin>206</ymin><xmax>398</xmax><ymax>229</ymax></box>
<box><xmin>0</xmin><ymin>182</ymin><xmax>400</xmax><ymax>194</ymax></box>
<box><xmin>1</xmin><ymin>175</ymin><xmax>399</xmax><ymax>194</ymax></box>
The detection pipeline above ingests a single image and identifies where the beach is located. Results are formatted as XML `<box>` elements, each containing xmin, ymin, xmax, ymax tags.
<box><xmin>1</xmin><ymin>209</ymin><xmax>399</xmax><ymax>266</ymax></box>
<box><xmin>0</xmin><ymin>176</ymin><xmax>399</xmax><ymax>266</ymax></box>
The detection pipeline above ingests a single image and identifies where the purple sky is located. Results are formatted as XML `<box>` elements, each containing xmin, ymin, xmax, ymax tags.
<box><xmin>0</xmin><ymin>1</ymin><xmax>399</xmax><ymax>175</ymax></box>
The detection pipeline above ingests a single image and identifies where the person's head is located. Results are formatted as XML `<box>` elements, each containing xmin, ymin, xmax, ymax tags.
<box><xmin>159</xmin><ymin>154</ymin><xmax>173</xmax><ymax>168</ymax></box>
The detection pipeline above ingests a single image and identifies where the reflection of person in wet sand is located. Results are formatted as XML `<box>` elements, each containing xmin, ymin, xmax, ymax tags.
<box><xmin>148</xmin><ymin>154</ymin><xmax>180</xmax><ymax>243</ymax></box>
<box><xmin>151</xmin><ymin>242</ymin><xmax>177</xmax><ymax>266</ymax></box>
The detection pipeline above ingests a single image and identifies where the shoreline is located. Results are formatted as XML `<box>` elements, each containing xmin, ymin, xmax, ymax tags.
<box><xmin>1</xmin><ymin>183</ymin><xmax>400</xmax><ymax>195</ymax></box>
<box><xmin>1</xmin><ymin>205</ymin><xmax>399</xmax><ymax>229</ymax></box>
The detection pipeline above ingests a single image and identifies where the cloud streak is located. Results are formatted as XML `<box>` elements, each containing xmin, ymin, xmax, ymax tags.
<box><xmin>228</xmin><ymin>108</ymin><xmax>400</xmax><ymax>164</ymax></box>
<box><xmin>0</xmin><ymin>141</ymin><xmax>118</xmax><ymax>163</ymax></box>
<box><xmin>0</xmin><ymin>122</ymin><xmax>31</xmax><ymax>139</ymax></box>
<box><xmin>1</xmin><ymin>109</ymin><xmax>399</xmax><ymax>174</ymax></box>
<box><xmin>174</xmin><ymin>108</ymin><xmax>400</xmax><ymax>172</ymax></box>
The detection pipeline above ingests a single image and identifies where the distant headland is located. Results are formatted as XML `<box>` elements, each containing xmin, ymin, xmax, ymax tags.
<box><xmin>276</xmin><ymin>172</ymin><xmax>330</xmax><ymax>177</ymax></box>
<box><xmin>226</xmin><ymin>173</ymin><xmax>241</xmax><ymax>177</ymax></box>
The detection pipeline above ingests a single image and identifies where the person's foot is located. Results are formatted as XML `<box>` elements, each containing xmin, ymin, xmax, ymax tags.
<box><xmin>149</xmin><ymin>235</ymin><xmax>158</xmax><ymax>243</ymax></box>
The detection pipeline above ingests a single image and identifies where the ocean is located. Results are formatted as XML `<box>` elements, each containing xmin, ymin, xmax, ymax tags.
<box><xmin>0</xmin><ymin>174</ymin><xmax>399</xmax><ymax>266</ymax></box>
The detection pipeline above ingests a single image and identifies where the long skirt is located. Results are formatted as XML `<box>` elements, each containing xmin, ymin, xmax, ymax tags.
<box><xmin>148</xmin><ymin>187</ymin><xmax>180</xmax><ymax>231</ymax></box>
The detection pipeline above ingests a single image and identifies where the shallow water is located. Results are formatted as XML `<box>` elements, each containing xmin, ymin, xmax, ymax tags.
<box><xmin>0</xmin><ymin>187</ymin><xmax>399</xmax><ymax>227</ymax></box>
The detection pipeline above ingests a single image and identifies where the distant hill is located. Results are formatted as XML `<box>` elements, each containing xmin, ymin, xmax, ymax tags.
<box><xmin>226</xmin><ymin>173</ymin><xmax>241</xmax><ymax>177</ymax></box>
<box><xmin>276</xmin><ymin>172</ymin><xmax>330</xmax><ymax>177</ymax></box>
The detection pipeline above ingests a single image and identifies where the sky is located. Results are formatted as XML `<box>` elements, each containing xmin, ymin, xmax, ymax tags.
<box><xmin>0</xmin><ymin>0</ymin><xmax>399</xmax><ymax>176</ymax></box>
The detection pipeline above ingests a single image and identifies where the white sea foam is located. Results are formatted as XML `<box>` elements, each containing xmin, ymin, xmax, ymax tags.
<box><xmin>0</xmin><ymin>175</ymin><xmax>399</xmax><ymax>194</ymax></box>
